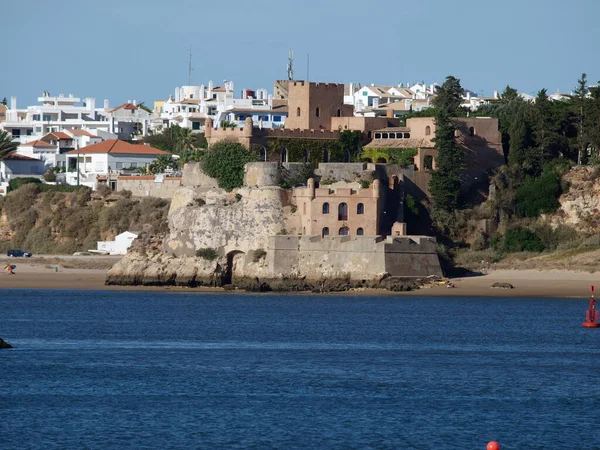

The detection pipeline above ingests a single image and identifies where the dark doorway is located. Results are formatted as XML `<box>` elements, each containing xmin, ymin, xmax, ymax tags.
<box><xmin>223</xmin><ymin>250</ymin><xmax>245</xmax><ymax>285</ymax></box>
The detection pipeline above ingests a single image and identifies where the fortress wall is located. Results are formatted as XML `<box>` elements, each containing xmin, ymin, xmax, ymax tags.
<box><xmin>268</xmin><ymin>235</ymin><xmax>441</xmax><ymax>280</ymax></box>
<box><xmin>117</xmin><ymin>176</ymin><xmax>182</xmax><ymax>199</ymax></box>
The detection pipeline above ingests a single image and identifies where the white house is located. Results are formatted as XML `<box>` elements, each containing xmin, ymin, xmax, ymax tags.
<box><xmin>153</xmin><ymin>81</ymin><xmax>284</xmax><ymax>133</ymax></box>
<box><xmin>95</xmin><ymin>231</ymin><xmax>138</xmax><ymax>255</ymax></box>
<box><xmin>106</xmin><ymin>101</ymin><xmax>154</xmax><ymax>140</ymax></box>
<box><xmin>1</xmin><ymin>93</ymin><xmax>112</xmax><ymax>144</ymax></box>
<box><xmin>16</xmin><ymin>139</ymin><xmax>62</xmax><ymax>168</ymax></box>
<box><xmin>0</xmin><ymin>153</ymin><xmax>46</xmax><ymax>195</ymax></box>
<box><xmin>0</xmin><ymin>93</ymin><xmax>150</xmax><ymax>145</ymax></box>
<box><xmin>64</xmin><ymin>139</ymin><xmax>171</xmax><ymax>189</ymax></box>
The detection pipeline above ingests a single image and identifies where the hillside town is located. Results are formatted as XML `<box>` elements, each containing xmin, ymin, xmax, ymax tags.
<box><xmin>1</xmin><ymin>68</ymin><xmax>599</xmax><ymax>289</ymax></box>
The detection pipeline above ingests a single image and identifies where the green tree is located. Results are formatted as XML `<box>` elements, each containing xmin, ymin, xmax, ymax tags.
<box><xmin>201</xmin><ymin>141</ymin><xmax>256</xmax><ymax>191</ymax></box>
<box><xmin>573</xmin><ymin>73</ymin><xmax>588</xmax><ymax>164</ymax></box>
<box><xmin>148</xmin><ymin>155</ymin><xmax>178</xmax><ymax>174</ymax></box>
<box><xmin>1</xmin><ymin>97</ymin><xmax>7</xmax><ymax>106</ymax></box>
<box><xmin>429</xmin><ymin>76</ymin><xmax>465</xmax><ymax>211</ymax></box>
<box><xmin>0</xmin><ymin>129</ymin><xmax>18</xmax><ymax>160</ymax></box>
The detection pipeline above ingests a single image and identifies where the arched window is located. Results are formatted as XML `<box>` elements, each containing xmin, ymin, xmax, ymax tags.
<box><xmin>322</xmin><ymin>227</ymin><xmax>329</xmax><ymax>237</ymax></box>
<box><xmin>304</xmin><ymin>148</ymin><xmax>309</xmax><ymax>162</ymax></box>
<box><xmin>297</xmin><ymin>107</ymin><xmax>301</xmax><ymax>117</ymax></box>
<box><xmin>424</xmin><ymin>155</ymin><xmax>434</xmax><ymax>170</ymax></box>
<box><xmin>336</xmin><ymin>109</ymin><xmax>341</xmax><ymax>117</ymax></box>
<box><xmin>322</xmin><ymin>203</ymin><xmax>330</xmax><ymax>214</ymax></box>
<box><xmin>323</xmin><ymin>149</ymin><xmax>329</xmax><ymax>162</ymax></box>
<box><xmin>338</xmin><ymin>203</ymin><xmax>348</xmax><ymax>221</ymax></box>
<box><xmin>425</xmin><ymin>126</ymin><xmax>431</xmax><ymax>136</ymax></box>
<box><xmin>382</xmin><ymin>133</ymin><xmax>389</xmax><ymax>139</ymax></box>
<box><xmin>357</xmin><ymin>203</ymin><xmax>364</xmax><ymax>214</ymax></box>
<box><xmin>281</xmin><ymin>148</ymin><xmax>287</xmax><ymax>163</ymax></box>
<box><xmin>469</xmin><ymin>126</ymin><xmax>475</xmax><ymax>136</ymax></box>
<box><xmin>316</xmin><ymin>107</ymin><xmax>320</xmax><ymax>117</ymax></box>
<box><xmin>303</xmin><ymin>202</ymin><xmax>306</xmax><ymax>214</ymax></box>
<box><xmin>338</xmin><ymin>226</ymin><xmax>349</xmax><ymax>236</ymax></box>
<box><xmin>357</xmin><ymin>227</ymin><xmax>364</xmax><ymax>236</ymax></box>
<box><xmin>259</xmin><ymin>147</ymin><xmax>267</xmax><ymax>161</ymax></box>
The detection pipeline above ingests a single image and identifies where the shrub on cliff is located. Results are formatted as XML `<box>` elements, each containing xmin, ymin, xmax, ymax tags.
<box><xmin>515</xmin><ymin>169</ymin><xmax>562</xmax><ymax>217</ymax></box>
<box><xmin>502</xmin><ymin>227</ymin><xmax>545</xmax><ymax>253</ymax></box>
<box><xmin>202</xmin><ymin>141</ymin><xmax>256</xmax><ymax>191</ymax></box>
<box><xmin>8</xmin><ymin>177</ymin><xmax>41</xmax><ymax>192</ymax></box>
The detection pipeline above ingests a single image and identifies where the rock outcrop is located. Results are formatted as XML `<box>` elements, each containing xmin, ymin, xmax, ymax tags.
<box><xmin>0</xmin><ymin>338</ymin><xmax>13</xmax><ymax>349</ymax></box>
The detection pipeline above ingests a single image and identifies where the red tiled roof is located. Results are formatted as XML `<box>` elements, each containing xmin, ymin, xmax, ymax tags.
<box><xmin>108</xmin><ymin>103</ymin><xmax>138</xmax><ymax>112</ymax></box>
<box><xmin>66</xmin><ymin>129</ymin><xmax>99</xmax><ymax>137</ymax></box>
<box><xmin>64</xmin><ymin>139</ymin><xmax>170</xmax><ymax>156</ymax></box>
<box><xmin>3</xmin><ymin>153</ymin><xmax>42</xmax><ymax>161</ymax></box>
<box><xmin>42</xmin><ymin>131</ymin><xmax>72</xmax><ymax>141</ymax></box>
<box><xmin>19</xmin><ymin>140</ymin><xmax>55</xmax><ymax>148</ymax></box>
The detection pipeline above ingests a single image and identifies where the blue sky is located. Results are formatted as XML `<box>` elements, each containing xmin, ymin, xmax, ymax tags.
<box><xmin>3</xmin><ymin>0</ymin><xmax>599</xmax><ymax>107</ymax></box>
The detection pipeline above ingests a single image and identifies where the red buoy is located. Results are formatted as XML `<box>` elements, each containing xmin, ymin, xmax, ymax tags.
<box><xmin>583</xmin><ymin>285</ymin><xmax>599</xmax><ymax>328</ymax></box>
<box><xmin>487</xmin><ymin>442</ymin><xmax>500</xmax><ymax>450</ymax></box>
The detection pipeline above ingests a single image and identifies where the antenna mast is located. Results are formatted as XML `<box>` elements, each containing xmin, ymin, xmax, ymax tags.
<box><xmin>287</xmin><ymin>49</ymin><xmax>294</xmax><ymax>81</ymax></box>
<box><xmin>187</xmin><ymin>45</ymin><xmax>194</xmax><ymax>85</ymax></box>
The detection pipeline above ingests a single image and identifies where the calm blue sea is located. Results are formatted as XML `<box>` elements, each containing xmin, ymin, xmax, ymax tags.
<box><xmin>1</xmin><ymin>290</ymin><xmax>600</xmax><ymax>449</ymax></box>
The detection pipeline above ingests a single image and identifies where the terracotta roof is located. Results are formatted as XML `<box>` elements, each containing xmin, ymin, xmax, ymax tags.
<box><xmin>108</xmin><ymin>103</ymin><xmax>138</xmax><ymax>112</ymax></box>
<box><xmin>64</xmin><ymin>139</ymin><xmax>170</xmax><ymax>156</ymax></box>
<box><xmin>66</xmin><ymin>129</ymin><xmax>99</xmax><ymax>137</ymax></box>
<box><xmin>43</xmin><ymin>131</ymin><xmax>72</xmax><ymax>140</ymax></box>
<box><xmin>3</xmin><ymin>153</ymin><xmax>42</xmax><ymax>161</ymax></box>
<box><xmin>19</xmin><ymin>140</ymin><xmax>55</xmax><ymax>148</ymax></box>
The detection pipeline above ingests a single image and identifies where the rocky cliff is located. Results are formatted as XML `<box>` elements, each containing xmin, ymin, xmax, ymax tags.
<box><xmin>550</xmin><ymin>166</ymin><xmax>600</xmax><ymax>232</ymax></box>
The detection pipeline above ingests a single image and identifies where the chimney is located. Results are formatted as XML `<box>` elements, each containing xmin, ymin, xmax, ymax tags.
<box><xmin>104</xmin><ymin>99</ymin><xmax>109</xmax><ymax>109</ymax></box>
<box><xmin>127</xmin><ymin>100</ymin><xmax>132</xmax><ymax>104</ymax></box>
<box><xmin>349</xmin><ymin>82</ymin><xmax>353</xmax><ymax>95</ymax></box>
<box><xmin>10</xmin><ymin>96</ymin><xmax>16</xmax><ymax>110</ymax></box>
<box><xmin>466</xmin><ymin>92</ymin><xmax>471</xmax><ymax>100</ymax></box>
<box><xmin>268</xmin><ymin>94</ymin><xmax>273</xmax><ymax>108</ymax></box>
<box><xmin>133</xmin><ymin>100</ymin><xmax>137</xmax><ymax>106</ymax></box>
<box><xmin>406</xmin><ymin>82</ymin><xmax>410</xmax><ymax>88</ymax></box>
<box><xmin>493</xmin><ymin>90</ymin><xmax>499</xmax><ymax>99</ymax></box>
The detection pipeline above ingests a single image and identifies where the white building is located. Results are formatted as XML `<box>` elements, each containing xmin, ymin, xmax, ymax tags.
<box><xmin>106</xmin><ymin>101</ymin><xmax>154</xmax><ymax>141</ymax></box>
<box><xmin>95</xmin><ymin>231</ymin><xmax>138</xmax><ymax>255</ymax></box>
<box><xmin>1</xmin><ymin>92</ymin><xmax>152</xmax><ymax>144</ymax></box>
<box><xmin>64</xmin><ymin>139</ymin><xmax>170</xmax><ymax>189</ymax></box>
<box><xmin>152</xmin><ymin>81</ymin><xmax>287</xmax><ymax>133</ymax></box>
<box><xmin>1</xmin><ymin>93</ymin><xmax>111</xmax><ymax>144</ymax></box>
<box><xmin>0</xmin><ymin>153</ymin><xmax>45</xmax><ymax>195</ymax></box>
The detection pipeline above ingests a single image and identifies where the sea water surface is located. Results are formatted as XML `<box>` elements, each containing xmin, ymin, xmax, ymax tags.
<box><xmin>1</xmin><ymin>289</ymin><xmax>600</xmax><ymax>449</ymax></box>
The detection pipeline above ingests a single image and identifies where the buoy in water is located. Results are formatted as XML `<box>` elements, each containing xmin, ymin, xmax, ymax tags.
<box><xmin>583</xmin><ymin>285</ymin><xmax>599</xmax><ymax>328</ymax></box>
<box><xmin>487</xmin><ymin>442</ymin><xmax>500</xmax><ymax>450</ymax></box>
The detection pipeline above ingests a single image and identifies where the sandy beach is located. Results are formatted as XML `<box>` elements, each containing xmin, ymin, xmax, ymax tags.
<box><xmin>1</xmin><ymin>258</ymin><xmax>599</xmax><ymax>298</ymax></box>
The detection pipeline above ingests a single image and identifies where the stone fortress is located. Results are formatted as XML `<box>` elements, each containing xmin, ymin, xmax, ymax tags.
<box><xmin>107</xmin><ymin>159</ymin><xmax>443</xmax><ymax>289</ymax></box>
<box><xmin>107</xmin><ymin>79</ymin><xmax>505</xmax><ymax>289</ymax></box>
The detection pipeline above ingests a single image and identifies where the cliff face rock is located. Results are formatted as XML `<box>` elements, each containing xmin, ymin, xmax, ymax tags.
<box><xmin>551</xmin><ymin>167</ymin><xmax>600</xmax><ymax>232</ymax></box>
<box><xmin>165</xmin><ymin>186</ymin><xmax>297</xmax><ymax>257</ymax></box>
<box><xmin>106</xmin><ymin>250</ymin><xmax>223</xmax><ymax>286</ymax></box>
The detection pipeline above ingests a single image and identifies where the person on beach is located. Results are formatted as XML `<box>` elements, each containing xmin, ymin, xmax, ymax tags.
<box><xmin>5</xmin><ymin>265</ymin><xmax>15</xmax><ymax>275</ymax></box>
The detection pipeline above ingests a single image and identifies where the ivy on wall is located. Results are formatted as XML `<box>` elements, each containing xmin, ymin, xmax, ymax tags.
<box><xmin>360</xmin><ymin>147</ymin><xmax>418</xmax><ymax>167</ymax></box>
<box><xmin>252</xmin><ymin>131</ymin><xmax>364</xmax><ymax>167</ymax></box>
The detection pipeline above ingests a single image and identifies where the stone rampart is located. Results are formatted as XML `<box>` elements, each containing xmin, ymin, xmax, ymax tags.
<box><xmin>268</xmin><ymin>235</ymin><xmax>441</xmax><ymax>280</ymax></box>
<box><xmin>117</xmin><ymin>176</ymin><xmax>181</xmax><ymax>199</ymax></box>
<box><xmin>244</xmin><ymin>162</ymin><xmax>281</xmax><ymax>187</ymax></box>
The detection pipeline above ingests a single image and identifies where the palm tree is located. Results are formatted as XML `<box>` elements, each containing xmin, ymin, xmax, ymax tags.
<box><xmin>176</xmin><ymin>128</ymin><xmax>196</xmax><ymax>154</ymax></box>
<box><xmin>0</xmin><ymin>129</ymin><xmax>18</xmax><ymax>160</ymax></box>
